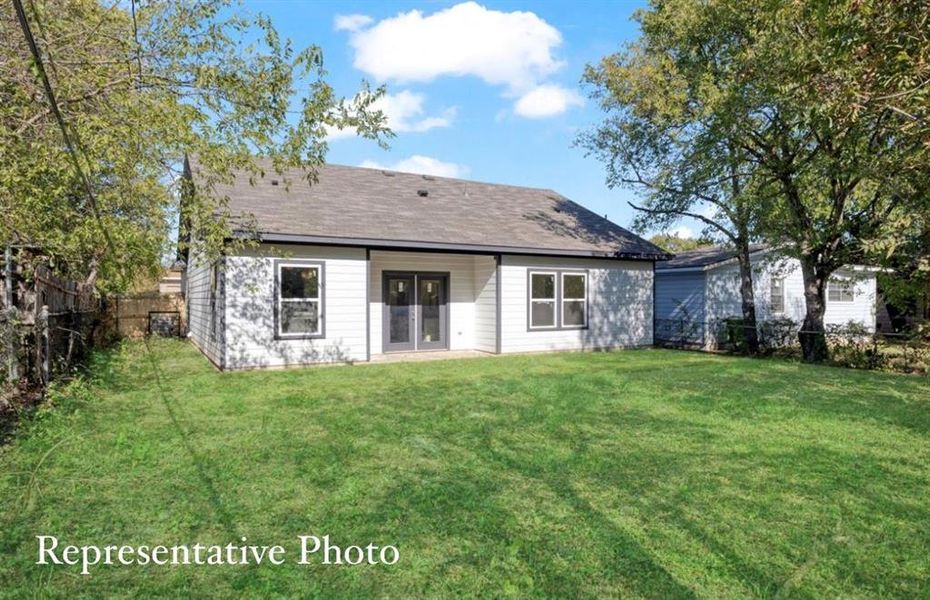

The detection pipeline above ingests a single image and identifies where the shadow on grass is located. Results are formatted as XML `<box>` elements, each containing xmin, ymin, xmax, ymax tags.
<box><xmin>141</xmin><ymin>338</ymin><xmax>241</xmax><ymax>539</ymax></box>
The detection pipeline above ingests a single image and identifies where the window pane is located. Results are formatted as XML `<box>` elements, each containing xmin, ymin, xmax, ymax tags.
<box><xmin>281</xmin><ymin>301</ymin><xmax>319</xmax><ymax>334</ymax></box>
<box><xmin>531</xmin><ymin>273</ymin><xmax>555</xmax><ymax>299</ymax></box>
<box><xmin>770</xmin><ymin>278</ymin><xmax>784</xmax><ymax>313</ymax></box>
<box><xmin>281</xmin><ymin>267</ymin><xmax>319</xmax><ymax>299</ymax></box>
<box><xmin>531</xmin><ymin>301</ymin><xmax>555</xmax><ymax>327</ymax></box>
<box><xmin>563</xmin><ymin>274</ymin><xmax>586</xmax><ymax>299</ymax></box>
<box><xmin>387</xmin><ymin>277</ymin><xmax>412</xmax><ymax>344</ymax></box>
<box><xmin>828</xmin><ymin>281</ymin><xmax>853</xmax><ymax>302</ymax></box>
<box><xmin>419</xmin><ymin>278</ymin><xmax>442</xmax><ymax>343</ymax></box>
<box><xmin>563</xmin><ymin>300</ymin><xmax>586</xmax><ymax>326</ymax></box>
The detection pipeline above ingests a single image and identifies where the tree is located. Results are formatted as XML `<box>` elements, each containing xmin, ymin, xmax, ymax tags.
<box><xmin>579</xmin><ymin>1</ymin><xmax>768</xmax><ymax>354</ymax></box>
<box><xmin>648</xmin><ymin>233</ymin><xmax>714</xmax><ymax>254</ymax></box>
<box><xmin>733</xmin><ymin>0</ymin><xmax>930</xmax><ymax>360</ymax></box>
<box><xmin>582</xmin><ymin>0</ymin><xmax>930</xmax><ymax>362</ymax></box>
<box><xmin>1</xmin><ymin>0</ymin><xmax>388</xmax><ymax>293</ymax></box>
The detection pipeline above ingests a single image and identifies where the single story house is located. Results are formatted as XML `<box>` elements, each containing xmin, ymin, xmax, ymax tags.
<box><xmin>654</xmin><ymin>245</ymin><xmax>879</xmax><ymax>347</ymax></box>
<box><xmin>183</xmin><ymin>159</ymin><xmax>669</xmax><ymax>370</ymax></box>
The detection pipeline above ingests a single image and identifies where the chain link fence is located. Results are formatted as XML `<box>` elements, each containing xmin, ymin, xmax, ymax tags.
<box><xmin>655</xmin><ymin>317</ymin><xmax>929</xmax><ymax>375</ymax></box>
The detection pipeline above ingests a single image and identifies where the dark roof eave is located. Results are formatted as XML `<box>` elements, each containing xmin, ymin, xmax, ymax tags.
<box><xmin>231</xmin><ymin>231</ymin><xmax>671</xmax><ymax>261</ymax></box>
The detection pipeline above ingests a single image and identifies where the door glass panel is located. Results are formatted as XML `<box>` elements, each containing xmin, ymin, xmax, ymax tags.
<box><xmin>419</xmin><ymin>278</ymin><xmax>442</xmax><ymax>344</ymax></box>
<box><xmin>388</xmin><ymin>278</ymin><xmax>411</xmax><ymax>344</ymax></box>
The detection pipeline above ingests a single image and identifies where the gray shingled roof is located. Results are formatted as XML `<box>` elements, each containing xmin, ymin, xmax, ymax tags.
<box><xmin>189</xmin><ymin>158</ymin><xmax>668</xmax><ymax>260</ymax></box>
<box><xmin>656</xmin><ymin>244</ymin><xmax>768</xmax><ymax>270</ymax></box>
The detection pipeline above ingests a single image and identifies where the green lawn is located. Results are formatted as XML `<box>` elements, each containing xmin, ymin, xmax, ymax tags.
<box><xmin>1</xmin><ymin>339</ymin><xmax>929</xmax><ymax>598</ymax></box>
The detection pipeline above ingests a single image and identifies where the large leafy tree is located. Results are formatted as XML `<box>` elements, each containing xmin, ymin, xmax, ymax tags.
<box><xmin>579</xmin><ymin>1</ymin><xmax>768</xmax><ymax>353</ymax></box>
<box><xmin>582</xmin><ymin>0</ymin><xmax>930</xmax><ymax>362</ymax></box>
<box><xmin>648</xmin><ymin>234</ymin><xmax>714</xmax><ymax>254</ymax></box>
<box><xmin>1</xmin><ymin>0</ymin><xmax>388</xmax><ymax>293</ymax></box>
<box><xmin>736</xmin><ymin>0</ymin><xmax>930</xmax><ymax>360</ymax></box>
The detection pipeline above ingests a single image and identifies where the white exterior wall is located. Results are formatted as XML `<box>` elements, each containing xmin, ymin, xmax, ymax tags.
<box><xmin>369</xmin><ymin>250</ymin><xmax>483</xmax><ymax>354</ymax></box>
<box><xmin>223</xmin><ymin>244</ymin><xmax>367</xmax><ymax>369</ymax></box>
<box><xmin>705</xmin><ymin>256</ymin><xmax>877</xmax><ymax>332</ymax></box>
<box><xmin>499</xmin><ymin>255</ymin><xmax>653</xmax><ymax>353</ymax></box>
<box><xmin>185</xmin><ymin>251</ymin><xmax>224</xmax><ymax>367</ymax></box>
<box><xmin>473</xmin><ymin>256</ymin><xmax>498</xmax><ymax>353</ymax></box>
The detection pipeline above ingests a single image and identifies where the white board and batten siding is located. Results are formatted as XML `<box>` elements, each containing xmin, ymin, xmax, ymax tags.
<box><xmin>368</xmin><ymin>250</ymin><xmax>496</xmax><ymax>355</ymax></box>
<box><xmin>473</xmin><ymin>256</ymin><xmax>497</xmax><ymax>353</ymax></box>
<box><xmin>185</xmin><ymin>251</ymin><xmax>225</xmax><ymax>367</ymax></box>
<box><xmin>222</xmin><ymin>244</ymin><xmax>367</xmax><ymax>369</ymax></box>
<box><xmin>499</xmin><ymin>255</ymin><xmax>653</xmax><ymax>353</ymax></box>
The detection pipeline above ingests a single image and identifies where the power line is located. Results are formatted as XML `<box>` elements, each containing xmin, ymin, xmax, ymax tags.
<box><xmin>12</xmin><ymin>0</ymin><xmax>121</xmax><ymax>275</ymax></box>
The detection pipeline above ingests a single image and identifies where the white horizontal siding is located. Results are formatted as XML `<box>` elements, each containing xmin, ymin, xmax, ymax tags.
<box><xmin>705</xmin><ymin>256</ymin><xmax>877</xmax><ymax>332</ymax></box>
<box><xmin>185</xmin><ymin>251</ymin><xmax>224</xmax><ymax>367</ymax></box>
<box><xmin>223</xmin><ymin>244</ymin><xmax>367</xmax><ymax>369</ymax></box>
<box><xmin>369</xmin><ymin>251</ymin><xmax>479</xmax><ymax>354</ymax></box>
<box><xmin>499</xmin><ymin>255</ymin><xmax>653</xmax><ymax>353</ymax></box>
<box><xmin>824</xmin><ymin>268</ymin><xmax>877</xmax><ymax>331</ymax></box>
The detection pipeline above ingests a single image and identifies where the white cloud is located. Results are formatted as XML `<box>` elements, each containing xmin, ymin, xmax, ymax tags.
<box><xmin>342</xmin><ymin>2</ymin><xmax>563</xmax><ymax>93</ymax></box>
<box><xmin>334</xmin><ymin>14</ymin><xmax>373</xmax><ymax>32</ymax></box>
<box><xmin>668</xmin><ymin>225</ymin><xmax>696</xmax><ymax>238</ymax></box>
<box><xmin>327</xmin><ymin>90</ymin><xmax>454</xmax><ymax>140</ymax></box>
<box><xmin>513</xmin><ymin>84</ymin><xmax>583</xmax><ymax>118</ymax></box>
<box><xmin>360</xmin><ymin>155</ymin><xmax>467</xmax><ymax>178</ymax></box>
<box><xmin>376</xmin><ymin>90</ymin><xmax>456</xmax><ymax>132</ymax></box>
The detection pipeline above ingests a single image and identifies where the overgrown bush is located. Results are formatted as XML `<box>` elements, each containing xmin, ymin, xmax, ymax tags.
<box><xmin>721</xmin><ymin>317</ymin><xmax>750</xmax><ymax>352</ymax></box>
<box><xmin>823</xmin><ymin>322</ymin><xmax>879</xmax><ymax>369</ymax></box>
<box><xmin>760</xmin><ymin>318</ymin><xmax>799</xmax><ymax>350</ymax></box>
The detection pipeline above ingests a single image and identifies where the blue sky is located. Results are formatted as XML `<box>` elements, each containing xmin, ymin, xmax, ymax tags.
<box><xmin>246</xmin><ymin>0</ymin><xmax>687</xmax><ymax>236</ymax></box>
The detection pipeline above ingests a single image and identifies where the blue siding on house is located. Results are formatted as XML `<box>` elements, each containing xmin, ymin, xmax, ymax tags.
<box><xmin>655</xmin><ymin>271</ymin><xmax>706</xmax><ymax>321</ymax></box>
<box><xmin>655</xmin><ymin>271</ymin><xmax>706</xmax><ymax>344</ymax></box>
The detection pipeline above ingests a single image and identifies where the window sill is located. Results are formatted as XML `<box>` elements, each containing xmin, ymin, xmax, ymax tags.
<box><xmin>275</xmin><ymin>333</ymin><xmax>325</xmax><ymax>341</ymax></box>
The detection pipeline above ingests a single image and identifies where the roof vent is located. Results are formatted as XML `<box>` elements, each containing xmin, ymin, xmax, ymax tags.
<box><xmin>421</xmin><ymin>174</ymin><xmax>435</xmax><ymax>181</ymax></box>
<box><xmin>270</xmin><ymin>179</ymin><xmax>279</xmax><ymax>186</ymax></box>
<box><xmin>381</xmin><ymin>170</ymin><xmax>395</xmax><ymax>177</ymax></box>
<box><xmin>417</xmin><ymin>189</ymin><xmax>429</xmax><ymax>197</ymax></box>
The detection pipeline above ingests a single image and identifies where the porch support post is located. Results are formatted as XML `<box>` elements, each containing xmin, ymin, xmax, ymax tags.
<box><xmin>495</xmin><ymin>254</ymin><xmax>502</xmax><ymax>354</ymax></box>
<box><xmin>365</xmin><ymin>248</ymin><xmax>371</xmax><ymax>362</ymax></box>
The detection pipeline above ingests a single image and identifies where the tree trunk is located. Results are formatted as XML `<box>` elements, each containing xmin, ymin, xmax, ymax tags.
<box><xmin>735</xmin><ymin>240</ymin><xmax>760</xmax><ymax>354</ymax></box>
<box><xmin>798</xmin><ymin>259</ymin><xmax>829</xmax><ymax>362</ymax></box>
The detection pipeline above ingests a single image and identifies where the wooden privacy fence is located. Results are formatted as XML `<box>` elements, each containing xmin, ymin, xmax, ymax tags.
<box><xmin>3</xmin><ymin>259</ymin><xmax>101</xmax><ymax>386</ymax></box>
<box><xmin>109</xmin><ymin>293</ymin><xmax>186</xmax><ymax>338</ymax></box>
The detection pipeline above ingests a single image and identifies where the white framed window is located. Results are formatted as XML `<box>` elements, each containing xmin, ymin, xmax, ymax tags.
<box><xmin>827</xmin><ymin>278</ymin><xmax>855</xmax><ymax>303</ymax></box>
<box><xmin>561</xmin><ymin>272</ymin><xmax>588</xmax><ymax>328</ymax></box>
<box><xmin>770</xmin><ymin>277</ymin><xmax>785</xmax><ymax>314</ymax></box>
<box><xmin>529</xmin><ymin>271</ymin><xmax>557</xmax><ymax>329</ymax></box>
<box><xmin>276</xmin><ymin>261</ymin><xmax>324</xmax><ymax>338</ymax></box>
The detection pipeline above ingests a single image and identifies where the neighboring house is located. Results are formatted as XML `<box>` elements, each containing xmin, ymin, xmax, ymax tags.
<box><xmin>654</xmin><ymin>245</ymin><xmax>880</xmax><ymax>347</ymax></box>
<box><xmin>183</xmin><ymin>158</ymin><xmax>669</xmax><ymax>370</ymax></box>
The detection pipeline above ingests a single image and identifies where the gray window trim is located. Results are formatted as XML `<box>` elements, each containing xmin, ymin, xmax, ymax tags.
<box><xmin>208</xmin><ymin>261</ymin><xmax>219</xmax><ymax>342</ymax></box>
<box><xmin>560</xmin><ymin>271</ymin><xmax>588</xmax><ymax>329</ymax></box>
<box><xmin>528</xmin><ymin>270</ymin><xmax>558</xmax><ymax>330</ymax></box>
<box><xmin>274</xmin><ymin>259</ymin><xmax>325</xmax><ymax>340</ymax></box>
<box><xmin>526</xmin><ymin>268</ymin><xmax>589</xmax><ymax>332</ymax></box>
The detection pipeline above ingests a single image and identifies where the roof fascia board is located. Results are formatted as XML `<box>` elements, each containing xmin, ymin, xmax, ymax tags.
<box><xmin>236</xmin><ymin>231</ymin><xmax>670</xmax><ymax>261</ymax></box>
